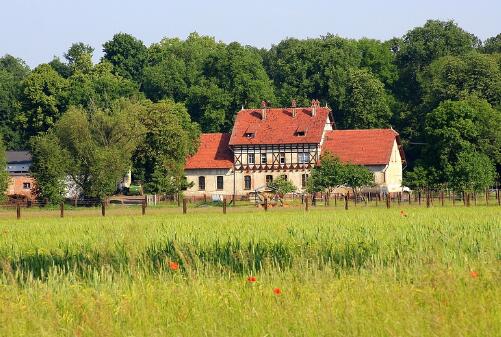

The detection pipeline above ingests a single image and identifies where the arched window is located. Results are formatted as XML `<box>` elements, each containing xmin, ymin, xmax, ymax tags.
<box><xmin>198</xmin><ymin>176</ymin><xmax>206</xmax><ymax>190</ymax></box>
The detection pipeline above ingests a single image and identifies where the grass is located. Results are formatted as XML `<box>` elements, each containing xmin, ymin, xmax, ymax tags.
<box><xmin>0</xmin><ymin>205</ymin><xmax>500</xmax><ymax>336</ymax></box>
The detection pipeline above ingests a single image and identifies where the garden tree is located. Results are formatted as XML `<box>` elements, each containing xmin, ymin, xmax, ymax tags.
<box><xmin>132</xmin><ymin>99</ymin><xmax>200</xmax><ymax>194</ymax></box>
<box><xmin>0</xmin><ymin>136</ymin><xmax>9</xmax><ymax>199</ymax></box>
<box><xmin>103</xmin><ymin>33</ymin><xmax>148</xmax><ymax>83</ymax></box>
<box><xmin>449</xmin><ymin>151</ymin><xmax>496</xmax><ymax>195</ymax></box>
<box><xmin>268</xmin><ymin>175</ymin><xmax>296</xmax><ymax>206</ymax></box>
<box><xmin>339</xmin><ymin>68</ymin><xmax>392</xmax><ymax>129</ymax></box>
<box><xmin>394</xmin><ymin>20</ymin><xmax>479</xmax><ymax>104</ymax></box>
<box><xmin>67</xmin><ymin>61</ymin><xmax>140</xmax><ymax>111</ymax></box>
<box><xmin>419</xmin><ymin>52</ymin><xmax>501</xmax><ymax>111</ymax></box>
<box><xmin>49</xmin><ymin>102</ymin><xmax>145</xmax><ymax>199</ymax></box>
<box><xmin>29</xmin><ymin>133</ymin><xmax>69</xmax><ymax>203</ymax></box>
<box><xmin>403</xmin><ymin>165</ymin><xmax>432</xmax><ymax>191</ymax></box>
<box><xmin>0</xmin><ymin>55</ymin><xmax>30</xmax><ymax>148</ymax></box>
<box><xmin>142</xmin><ymin>54</ymin><xmax>188</xmax><ymax>102</ymax></box>
<box><xmin>307</xmin><ymin>152</ymin><xmax>346</xmax><ymax>193</ymax></box>
<box><xmin>64</xmin><ymin>42</ymin><xmax>94</xmax><ymax>74</ymax></box>
<box><xmin>482</xmin><ymin>34</ymin><xmax>501</xmax><ymax>54</ymax></box>
<box><xmin>20</xmin><ymin>64</ymin><xmax>68</xmax><ymax>137</ymax></box>
<box><xmin>344</xmin><ymin>164</ymin><xmax>374</xmax><ymax>198</ymax></box>
<box><xmin>424</xmin><ymin>97</ymin><xmax>501</xmax><ymax>181</ymax></box>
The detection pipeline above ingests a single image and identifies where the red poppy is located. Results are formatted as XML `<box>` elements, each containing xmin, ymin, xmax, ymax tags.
<box><xmin>247</xmin><ymin>276</ymin><xmax>257</xmax><ymax>283</ymax></box>
<box><xmin>273</xmin><ymin>288</ymin><xmax>282</xmax><ymax>295</ymax></box>
<box><xmin>470</xmin><ymin>271</ymin><xmax>478</xmax><ymax>278</ymax></box>
<box><xmin>169</xmin><ymin>261</ymin><xmax>179</xmax><ymax>271</ymax></box>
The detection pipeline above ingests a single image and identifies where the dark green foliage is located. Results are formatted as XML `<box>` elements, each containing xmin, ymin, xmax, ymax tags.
<box><xmin>29</xmin><ymin>133</ymin><xmax>69</xmax><ymax>203</ymax></box>
<box><xmin>103</xmin><ymin>33</ymin><xmax>148</xmax><ymax>83</ymax></box>
<box><xmin>482</xmin><ymin>34</ymin><xmax>501</xmax><ymax>54</ymax></box>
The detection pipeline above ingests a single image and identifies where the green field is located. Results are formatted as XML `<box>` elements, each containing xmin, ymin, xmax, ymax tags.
<box><xmin>0</xmin><ymin>205</ymin><xmax>500</xmax><ymax>337</ymax></box>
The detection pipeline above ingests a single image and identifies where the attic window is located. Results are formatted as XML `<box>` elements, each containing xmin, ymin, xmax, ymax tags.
<box><xmin>295</xmin><ymin>131</ymin><xmax>306</xmax><ymax>137</ymax></box>
<box><xmin>244</xmin><ymin>132</ymin><xmax>255</xmax><ymax>139</ymax></box>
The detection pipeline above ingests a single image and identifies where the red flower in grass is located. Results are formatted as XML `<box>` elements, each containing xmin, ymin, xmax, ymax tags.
<box><xmin>247</xmin><ymin>276</ymin><xmax>257</xmax><ymax>283</ymax></box>
<box><xmin>169</xmin><ymin>261</ymin><xmax>179</xmax><ymax>271</ymax></box>
<box><xmin>273</xmin><ymin>288</ymin><xmax>282</xmax><ymax>295</ymax></box>
<box><xmin>470</xmin><ymin>271</ymin><xmax>478</xmax><ymax>279</ymax></box>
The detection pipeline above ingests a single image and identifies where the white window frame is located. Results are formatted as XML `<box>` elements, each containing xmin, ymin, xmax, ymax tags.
<box><xmin>248</xmin><ymin>153</ymin><xmax>255</xmax><ymax>165</ymax></box>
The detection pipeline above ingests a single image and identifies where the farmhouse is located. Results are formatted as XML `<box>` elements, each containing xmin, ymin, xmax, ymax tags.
<box><xmin>5</xmin><ymin>151</ymin><xmax>36</xmax><ymax>201</ymax></box>
<box><xmin>184</xmin><ymin>101</ymin><xmax>406</xmax><ymax>198</ymax></box>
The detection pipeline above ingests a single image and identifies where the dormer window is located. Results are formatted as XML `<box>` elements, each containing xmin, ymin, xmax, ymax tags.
<box><xmin>244</xmin><ymin>132</ymin><xmax>255</xmax><ymax>138</ymax></box>
<box><xmin>295</xmin><ymin>131</ymin><xmax>306</xmax><ymax>137</ymax></box>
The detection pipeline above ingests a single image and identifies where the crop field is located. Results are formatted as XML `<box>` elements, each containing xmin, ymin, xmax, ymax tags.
<box><xmin>0</xmin><ymin>205</ymin><xmax>500</xmax><ymax>337</ymax></box>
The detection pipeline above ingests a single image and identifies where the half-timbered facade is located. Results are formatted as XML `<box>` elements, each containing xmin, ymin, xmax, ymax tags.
<box><xmin>184</xmin><ymin>101</ymin><xmax>405</xmax><ymax>198</ymax></box>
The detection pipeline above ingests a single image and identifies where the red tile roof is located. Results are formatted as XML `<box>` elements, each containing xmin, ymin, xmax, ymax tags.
<box><xmin>229</xmin><ymin>107</ymin><xmax>332</xmax><ymax>145</ymax></box>
<box><xmin>322</xmin><ymin>129</ymin><xmax>402</xmax><ymax>165</ymax></box>
<box><xmin>185</xmin><ymin>133</ymin><xmax>233</xmax><ymax>169</ymax></box>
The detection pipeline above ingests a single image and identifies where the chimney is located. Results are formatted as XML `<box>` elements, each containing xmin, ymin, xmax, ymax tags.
<box><xmin>261</xmin><ymin>100</ymin><xmax>267</xmax><ymax>120</ymax></box>
<box><xmin>291</xmin><ymin>99</ymin><xmax>297</xmax><ymax>117</ymax></box>
<box><xmin>311</xmin><ymin>99</ymin><xmax>317</xmax><ymax>117</ymax></box>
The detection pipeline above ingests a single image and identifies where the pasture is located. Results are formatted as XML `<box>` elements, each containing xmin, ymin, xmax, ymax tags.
<box><xmin>0</xmin><ymin>205</ymin><xmax>500</xmax><ymax>337</ymax></box>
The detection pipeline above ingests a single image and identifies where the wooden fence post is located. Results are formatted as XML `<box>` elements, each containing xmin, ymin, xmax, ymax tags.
<box><xmin>223</xmin><ymin>198</ymin><xmax>227</xmax><ymax>214</ymax></box>
<box><xmin>441</xmin><ymin>191</ymin><xmax>444</xmax><ymax>207</ymax></box>
<box><xmin>142</xmin><ymin>200</ymin><xmax>146</xmax><ymax>215</ymax></box>
<box><xmin>426</xmin><ymin>190</ymin><xmax>430</xmax><ymax>208</ymax></box>
<box><xmin>60</xmin><ymin>202</ymin><xmax>64</xmax><ymax>218</ymax></box>
<box><xmin>485</xmin><ymin>189</ymin><xmax>489</xmax><ymax>206</ymax></box>
<box><xmin>344</xmin><ymin>194</ymin><xmax>348</xmax><ymax>210</ymax></box>
<box><xmin>305</xmin><ymin>196</ymin><xmax>309</xmax><ymax>211</ymax></box>
<box><xmin>16</xmin><ymin>204</ymin><xmax>21</xmax><ymax>219</ymax></box>
<box><xmin>182</xmin><ymin>198</ymin><xmax>187</xmax><ymax>214</ymax></box>
<box><xmin>101</xmin><ymin>201</ymin><xmax>106</xmax><ymax>217</ymax></box>
<box><xmin>386</xmin><ymin>193</ymin><xmax>391</xmax><ymax>209</ymax></box>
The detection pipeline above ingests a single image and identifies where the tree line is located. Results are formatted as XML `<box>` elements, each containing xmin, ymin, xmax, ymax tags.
<box><xmin>0</xmin><ymin>20</ymin><xmax>500</xmax><ymax>201</ymax></box>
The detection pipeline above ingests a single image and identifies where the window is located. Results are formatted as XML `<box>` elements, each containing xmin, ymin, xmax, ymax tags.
<box><xmin>244</xmin><ymin>132</ymin><xmax>255</xmax><ymax>138</ymax></box>
<box><xmin>261</xmin><ymin>153</ymin><xmax>267</xmax><ymax>164</ymax></box>
<box><xmin>198</xmin><ymin>176</ymin><xmax>205</xmax><ymax>191</ymax></box>
<box><xmin>301</xmin><ymin>174</ymin><xmax>309</xmax><ymax>188</ymax></box>
<box><xmin>298</xmin><ymin>152</ymin><xmax>310</xmax><ymax>164</ymax></box>
<box><xmin>23</xmin><ymin>182</ymin><xmax>31</xmax><ymax>190</ymax></box>
<box><xmin>244</xmin><ymin>175</ymin><xmax>251</xmax><ymax>190</ymax></box>
<box><xmin>248</xmin><ymin>153</ymin><xmax>255</xmax><ymax>165</ymax></box>
<box><xmin>279</xmin><ymin>153</ymin><xmax>286</xmax><ymax>164</ymax></box>
<box><xmin>280</xmin><ymin>174</ymin><xmax>288</xmax><ymax>181</ymax></box>
<box><xmin>266</xmin><ymin>175</ymin><xmax>273</xmax><ymax>185</ymax></box>
<box><xmin>295</xmin><ymin>131</ymin><xmax>305</xmax><ymax>136</ymax></box>
<box><xmin>216</xmin><ymin>176</ymin><xmax>224</xmax><ymax>190</ymax></box>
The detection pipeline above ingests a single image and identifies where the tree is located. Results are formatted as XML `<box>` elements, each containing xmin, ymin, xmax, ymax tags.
<box><xmin>64</xmin><ymin>42</ymin><xmax>94</xmax><ymax>74</ymax></box>
<box><xmin>339</xmin><ymin>68</ymin><xmax>392</xmax><ymax>129</ymax></box>
<box><xmin>449</xmin><ymin>151</ymin><xmax>496</xmax><ymax>194</ymax></box>
<box><xmin>0</xmin><ymin>136</ymin><xmax>9</xmax><ymax>200</ymax></box>
<box><xmin>307</xmin><ymin>152</ymin><xmax>346</xmax><ymax>193</ymax></box>
<box><xmin>403</xmin><ymin>165</ymin><xmax>431</xmax><ymax>192</ymax></box>
<box><xmin>103</xmin><ymin>33</ymin><xmax>148</xmax><ymax>83</ymax></box>
<box><xmin>132</xmin><ymin>100</ymin><xmax>200</xmax><ymax>194</ymax></box>
<box><xmin>424</xmin><ymin>97</ymin><xmax>501</xmax><ymax>181</ymax></box>
<box><xmin>395</xmin><ymin>20</ymin><xmax>479</xmax><ymax>104</ymax></box>
<box><xmin>21</xmin><ymin>64</ymin><xmax>68</xmax><ymax>137</ymax></box>
<box><xmin>419</xmin><ymin>52</ymin><xmax>501</xmax><ymax>110</ymax></box>
<box><xmin>482</xmin><ymin>34</ymin><xmax>501</xmax><ymax>54</ymax></box>
<box><xmin>0</xmin><ymin>55</ymin><xmax>30</xmax><ymax>149</ymax></box>
<box><xmin>344</xmin><ymin>164</ymin><xmax>374</xmax><ymax>197</ymax></box>
<box><xmin>29</xmin><ymin>133</ymin><xmax>69</xmax><ymax>203</ymax></box>
<box><xmin>48</xmin><ymin>102</ymin><xmax>145</xmax><ymax>199</ymax></box>
<box><xmin>268</xmin><ymin>176</ymin><xmax>296</xmax><ymax>205</ymax></box>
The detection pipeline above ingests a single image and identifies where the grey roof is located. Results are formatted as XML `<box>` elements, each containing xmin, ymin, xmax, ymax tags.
<box><xmin>6</xmin><ymin>151</ymin><xmax>32</xmax><ymax>164</ymax></box>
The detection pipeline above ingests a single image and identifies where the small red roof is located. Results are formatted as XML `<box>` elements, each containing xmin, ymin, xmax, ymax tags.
<box><xmin>185</xmin><ymin>133</ymin><xmax>233</xmax><ymax>169</ymax></box>
<box><xmin>229</xmin><ymin>107</ymin><xmax>332</xmax><ymax>145</ymax></box>
<box><xmin>322</xmin><ymin>129</ymin><xmax>402</xmax><ymax>165</ymax></box>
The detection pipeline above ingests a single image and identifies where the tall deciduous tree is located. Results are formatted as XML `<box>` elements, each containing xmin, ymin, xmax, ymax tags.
<box><xmin>482</xmin><ymin>34</ymin><xmax>501</xmax><ymax>54</ymax></box>
<box><xmin>103</xmin><ymin>33</ymin><xmax>148</xmax><ymax>83</ymax></box>
<box><xmin>29</xmin><ymin>133</ymin><xmax>69</xmax><ymax>203</ymax></box>
<box><xmin>449</xmin><ymin>151</ymin><xmax>496</xmax><ymax>193</ymax></box>
<box><xmin>132</xmin><ymin>100</ymin><xmax>200</xmax><ymax>194</ymax></box>
<box><xmin>21</xmin><ymin>64</ymin><xmax>68</xmax><ymax>137</ymax></box>
<box><xmin>339</xmin><ymin>68</ymin><xmax>391</xmax><ymax>129</ymax></box>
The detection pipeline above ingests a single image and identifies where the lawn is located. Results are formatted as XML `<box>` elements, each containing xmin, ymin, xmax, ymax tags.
<box><xmin>0</xmin><ymin>205</ymin><xmax>500</xmax><ymax>337</ymax></box>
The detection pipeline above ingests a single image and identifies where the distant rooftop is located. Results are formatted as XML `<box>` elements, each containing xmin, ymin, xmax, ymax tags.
<box><xmin>6</xmin><ymin>151</ymin><xmax>32</xmax><ymax>164</ymax></box>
